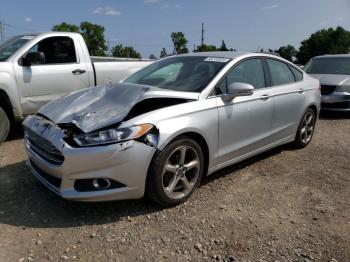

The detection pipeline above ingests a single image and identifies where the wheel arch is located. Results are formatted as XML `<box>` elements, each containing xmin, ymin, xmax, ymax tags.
<box><xmin>307</xmin><ymin>103</ymin><xmax>319</xmax><ymax>122</ymax></box>
<box><xmin>148</xmin><ymin>131</ymin><xmax>211</xmax><ymax>182</ymax></box>
<box><xmin>308</xmin><ymin>104</ymin><xmax>318</xmax><ymax>115</ymax></box>
<box><xmin>175</xmin><ymin>131</ymin><xmax>210</xmax><ymax>177</ymax></box>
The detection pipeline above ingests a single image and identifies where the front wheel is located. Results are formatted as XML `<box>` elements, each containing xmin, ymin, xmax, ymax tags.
<box><xmin>293</xmin><ymin>108</ymin><xmax>316</xmax><ymax>148</ymax></box>
<box><xmin>146</xmin><ymin>137</ymin><xmax>205</xmax><ymax>207</ymax></box>
<box><xmin>0</xmin><ymin>107</ymin><xmax>10</xmax><ymax>143</ymax></box>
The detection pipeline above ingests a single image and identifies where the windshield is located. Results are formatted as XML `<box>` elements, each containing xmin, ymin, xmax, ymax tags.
<box><xmin>124</xmin><ymin>56</ymin><xmax>230</xmax><ymax>92</ymax></box>
<box><xmin>0</xmin><ymin>35</ymin><xmax>34</xmax><ymax>61</ymax></box>
<box><xmin>304</xmin><ymin>57</ymin><xmax>350</xmax><ymax>75</ymax></box>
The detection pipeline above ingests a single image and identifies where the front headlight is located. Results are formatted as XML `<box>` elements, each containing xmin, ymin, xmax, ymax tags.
<box><xmin>336</xmin><ymin>85</ymin><xmax>350</xmax><ymax>93</ymax></box>
<box><xmin>73</xmin><ymin>123</ymin><xmax>154</xmax><ymax>147</ymax></box>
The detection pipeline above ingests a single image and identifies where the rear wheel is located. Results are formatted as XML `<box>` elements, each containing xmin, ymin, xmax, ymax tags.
<box><xmin>293</xmin><ymin>108</ymin><xmax>316</xmax><ymax>148</ymax></box>
<box><xmin>0</xmin><ymin>107</ymin><xmax>10</xmax><ymax>143</ymax></box>
<box><xmin>147</xmin><ymin>137</ymin><xmax>204</xmax><ymax>207</ymax></box>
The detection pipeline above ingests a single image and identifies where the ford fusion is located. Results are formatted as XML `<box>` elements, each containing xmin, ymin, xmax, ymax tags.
<box><xmin>304</xmin><ymin>54</ymin><xmax>350</xmax><ymax>111</ymax></box>
<box><xmin>24</xmin><ymin>52</ymin><xmax>320</xmax><ymax>206</ymax></box>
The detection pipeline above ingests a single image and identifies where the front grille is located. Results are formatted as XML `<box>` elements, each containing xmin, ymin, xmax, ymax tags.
<box><xmin>30</xmin><ymin>160</ymin><xmax>61</xmax><ymax>188</ymax></box>
<box><xmin>25</xmin><ymin>129</ymin><xmax>64</xmax><ymax>165</ymax></box>
<box><xmin>321</xmin><ymin>85</ymin><xmax>336</xmax><ymax>95</ymax></box>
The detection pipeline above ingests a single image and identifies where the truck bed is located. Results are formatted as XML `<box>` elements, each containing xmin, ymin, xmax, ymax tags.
<box><xmin>92</xmin><ymin>59</ymin><xmax>154</xmax><ymax>86</ymax></box>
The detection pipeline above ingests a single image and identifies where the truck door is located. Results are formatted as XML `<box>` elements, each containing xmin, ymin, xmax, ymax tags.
<box><xmin>13</xmin><ymin>36</ymin><xmax>91</xmax><ymax>115</ymax></box>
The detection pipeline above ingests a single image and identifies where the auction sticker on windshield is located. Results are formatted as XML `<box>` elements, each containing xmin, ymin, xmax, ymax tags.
<box><xmin>21</xmin><ymin>36</ymin><xmax>35</xmax><ymax>40</ymax></box>
<box><xmin>204</xmin><ymin>57</ymin><xmax>230</xmax><ymax>63</ymax></box>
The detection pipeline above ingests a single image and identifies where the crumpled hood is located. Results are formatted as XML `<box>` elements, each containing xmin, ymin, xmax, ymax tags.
<box><xmin>38</xmin><ymin>83</ymin><xmax>199</xmax><ymax>133</ymax></box>
<box><xmin>309</xmin><ymin>74</ymin><xmax>350</xmax><ymax>86</ymax></box>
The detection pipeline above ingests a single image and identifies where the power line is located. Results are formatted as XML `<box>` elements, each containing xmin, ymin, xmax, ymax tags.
<box><xmin>3</xmin><ymin>22</ymin><xmax>37</xmax><ymax>32</ymax></box>
<box><xmin>108</xmin><ymin>39</ymin><xmax>173</xmax><ymax>47</ymax></box>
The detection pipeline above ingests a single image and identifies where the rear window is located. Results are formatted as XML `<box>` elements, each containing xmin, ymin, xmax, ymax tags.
<box><xmin>267</xmin><ymin>59</ymin><xmax>295</xmax><ymax>86</ymax></box>
<box><xmin>304</xmin><ymin>57</ymin><xmax>350</xmax><ymax>75</ymax></box>
<box><xmin>290</xmin><ymin>66</ymin><xmax>303</xmax><ymax>81</ymax></box>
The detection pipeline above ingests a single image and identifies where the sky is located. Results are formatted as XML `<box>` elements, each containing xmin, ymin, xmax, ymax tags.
<box><xmin>0</xmin><ymin>0</ymin><xmax>349</xmax><ymax>58</ymax></box>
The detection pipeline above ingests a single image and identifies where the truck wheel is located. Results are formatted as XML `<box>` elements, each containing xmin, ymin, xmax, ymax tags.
<box><xmin>0</xmin><ymin>107</ymin><xmax>10</xmax><ymax>143</ymax></box>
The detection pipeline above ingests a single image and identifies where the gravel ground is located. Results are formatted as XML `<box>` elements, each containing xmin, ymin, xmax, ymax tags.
<box><xmin>0</xmin><ymin>112</ymin><xmax>349</xmax><ymax>262</ymax></box>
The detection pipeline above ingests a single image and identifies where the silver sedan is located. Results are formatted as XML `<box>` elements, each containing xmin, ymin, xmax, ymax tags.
<box><xmin>23</xmin><ymin>52</ymin><xmax>320</xmax><ymax>206</ymax></box>
<box><xmin>304</xmin><ymin>54</ymin><xmax>350</xmax><ymax>111</ymax></box>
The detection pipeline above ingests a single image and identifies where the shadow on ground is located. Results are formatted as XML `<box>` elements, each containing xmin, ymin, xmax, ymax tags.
<box><xmin>0</xmin><ymin>143</ymin><xmax>289</xmax><ymax>229</ymax></box>
<box><xmin>6</xmin><ymin>122</ymin><xmax>24</xmax><ymax>141</ymax></box>
<box><xmin>319</xmin><ymin>110</ymin><xmax>350</xmax><ymax>120</ymax></box>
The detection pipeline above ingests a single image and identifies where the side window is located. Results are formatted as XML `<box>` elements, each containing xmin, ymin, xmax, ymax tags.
<box><xmin>227</xmin><ymin>59</ymin><xmax>266</xmax><ymax>89</ymax></box>
<box><xmin>267</xmin><ymin>59</ymin><xmax>295</xmax><ymax>86</ymax></box>
<box><xmin>27</xmin><ymin>36</ymin><xmax>77</xmax><ymax>64</ymax></box>
<box><xmin>290</xmin><ymin>66</ymin><xmax>303</xmax><ymax>82</ymax></box>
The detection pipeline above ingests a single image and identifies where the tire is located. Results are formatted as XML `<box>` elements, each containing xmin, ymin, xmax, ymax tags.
<box><xmin>146</xmin><ymin>137</ymin><xmax>205</xmax><ymax>207</ymax></box>
<box><xmin>293</xmin><ymin>108</ymin><xmax>316</xmax><ymax>149</ymax></box>
<box><xmin>0</xmin><ymin>107</ymin><xmax>10</xmax><ymax>143</ymax></box>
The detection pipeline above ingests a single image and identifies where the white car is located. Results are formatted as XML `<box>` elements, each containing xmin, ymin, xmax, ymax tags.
<box><xmin>0</xmin><ymin>32</ymin><xmax>153</xmax><ymax>142</ymax></box>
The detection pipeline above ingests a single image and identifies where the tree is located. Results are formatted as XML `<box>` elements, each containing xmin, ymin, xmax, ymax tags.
<box><xmin>276</xmin><ymin>45</ymin><xmax>297</xmax><ymax>62</ymax></box>
<box><xmin>52</xmin><ymin>22</ymin><xmax>79</xmax><ymax>32</ymax></box>
<box><xmin>111</xmin><ymin>44</ymin><xmax>141</xmax><ymax>59</ymax></box>
<box><xmin>149</xmin><ymin>54</ymin><xmax>157</xmax><ymax>59</ymax></box>
<box><xmin>171</xmin><ymin>32</ymin><xmax>188</xmax><ymax>54</ymax></box>
<box><xmin>297</xmin><ymin>26</ymin><xmax>350</xmax><ymax>64</ymax></box>
<box><xmin>195</xmin><ymin>44</ymin><xmax>217</xmax><ymax>52</ymax></box>
<box><xmin>219</xmin><ymin>40</ymin><xmax>229</xmax><ymax>51</ymax></box>
<box><xmin>52</xmin><ymin>21</ymin><xmax>107</xmax><ymax>56</ymax></box>
<box><xmin>160</xmin><ymin>48</ymin><xmax>167</xmax><ymax>58</ymax></box>
<box><xmin>80</xmin><ymin>22</ymin><xmax>107</xmax><ymax>56</ymax></box>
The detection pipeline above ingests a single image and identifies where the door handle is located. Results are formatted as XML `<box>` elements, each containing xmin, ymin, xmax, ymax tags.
<box><xmin>298</xmin><ymin>88</ymin><xmax>304</xmax><ymax>94</ymax></box>
<box><xmin>260</xmin><ymin>94</ymin><xmax>270</xmax><ymax>101</ymax></box>
<box><xmin>72</xmin><ymin>69</ymin><xmax>86</xmax><ymax>75</ymax></box>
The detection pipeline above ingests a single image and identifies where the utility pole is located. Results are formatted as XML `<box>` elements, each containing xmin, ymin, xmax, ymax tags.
<box><xmin>0</xmin><ymin>21</ymin><xmax>4</xmax><ymax>43</ymax></box>
<box><xmin>201</xmin><ymin>22</ymin><xmax>204</xmax><ymax>46</ymax></box>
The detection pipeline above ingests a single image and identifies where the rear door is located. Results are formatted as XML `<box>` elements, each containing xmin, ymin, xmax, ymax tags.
<box><xmin>265</xmin><ymin>58</ymin><xmax>306</xmax><ymax>141</ymax></box>
<box><xmin>215</xmin><ymin>58</ymin><xmax>274</xmax><ymax>166</ymax></box>
<box><xmin>13</xmin><ymin>36</ymin><xmax>91</xmax><ymax>115</ymax></box>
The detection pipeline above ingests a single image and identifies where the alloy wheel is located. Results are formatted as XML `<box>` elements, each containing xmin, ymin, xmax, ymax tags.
<box><xmin>162</xmin><ymin>145</ymin><xmax>200</xmax><ymax>200</ymax></box>
<box><xmin>300</xmin><ymin>111</ymin><xmax>315</xmax><ymax>144</ymax></box>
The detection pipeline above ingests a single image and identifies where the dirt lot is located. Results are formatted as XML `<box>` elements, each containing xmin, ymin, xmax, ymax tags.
<box><xmin>0</xmin><ymin>112</ymin><xmax>349</xmax><ymax>262</ymax></box>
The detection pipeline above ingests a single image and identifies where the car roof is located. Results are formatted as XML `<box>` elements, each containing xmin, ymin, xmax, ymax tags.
<box><xmin>313</xmin><ymin>54</ymin><xmax>350</xmax><ymax>59</ymax></box>
<box><xmin>179</xmin><ymin>51</ymin><xmax>249</xmax><ymax>59</ymax></box>
<box><xmin>177</xmin><ymin>51</ymin><xmax>282</xmax><ymax>60</ymax></box>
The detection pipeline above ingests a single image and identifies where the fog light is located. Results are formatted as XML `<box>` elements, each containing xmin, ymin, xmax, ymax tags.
<box><xmin>74</xmin><ymin>178</ymin><xmax>126</xmax><ymax>192</ymax></box>
<box><xmin>92</xmin><ymin>178</ymin><xmax>111</xmax><ymax>189</ymax></box>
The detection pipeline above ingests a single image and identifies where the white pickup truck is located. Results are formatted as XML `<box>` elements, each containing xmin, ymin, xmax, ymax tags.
<box><xmin>0</xmin><ymin>32</ymin><xmax>153</xmax><ymax>142</ymax></box>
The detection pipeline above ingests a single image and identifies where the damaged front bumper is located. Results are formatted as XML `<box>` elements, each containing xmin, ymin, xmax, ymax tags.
<box><xmin>23</xmin><ymin>115</ymin><xmax>156</xmax><ymax>202</ymax></box>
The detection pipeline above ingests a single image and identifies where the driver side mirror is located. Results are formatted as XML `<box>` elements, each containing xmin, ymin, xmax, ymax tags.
<box><xmin>222</xmin><ymin>82</ymin><xmax>254</xmax><ymax>102</ymax></box>
<box><xmin>21</xmin><ymin>52</ymin><xmax>45</xmax><ymax>66</ymax></box>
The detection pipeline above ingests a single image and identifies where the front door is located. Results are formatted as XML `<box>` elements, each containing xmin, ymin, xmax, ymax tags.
<box><xmin>14</xmin><ymin>36</ymin><xmax>90</xmax><ymax>115</ymax></box>
<box><xmin>215</xmin><ymin>58</ymin><xmax>274</xmax><ymax>166</ymax></box>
